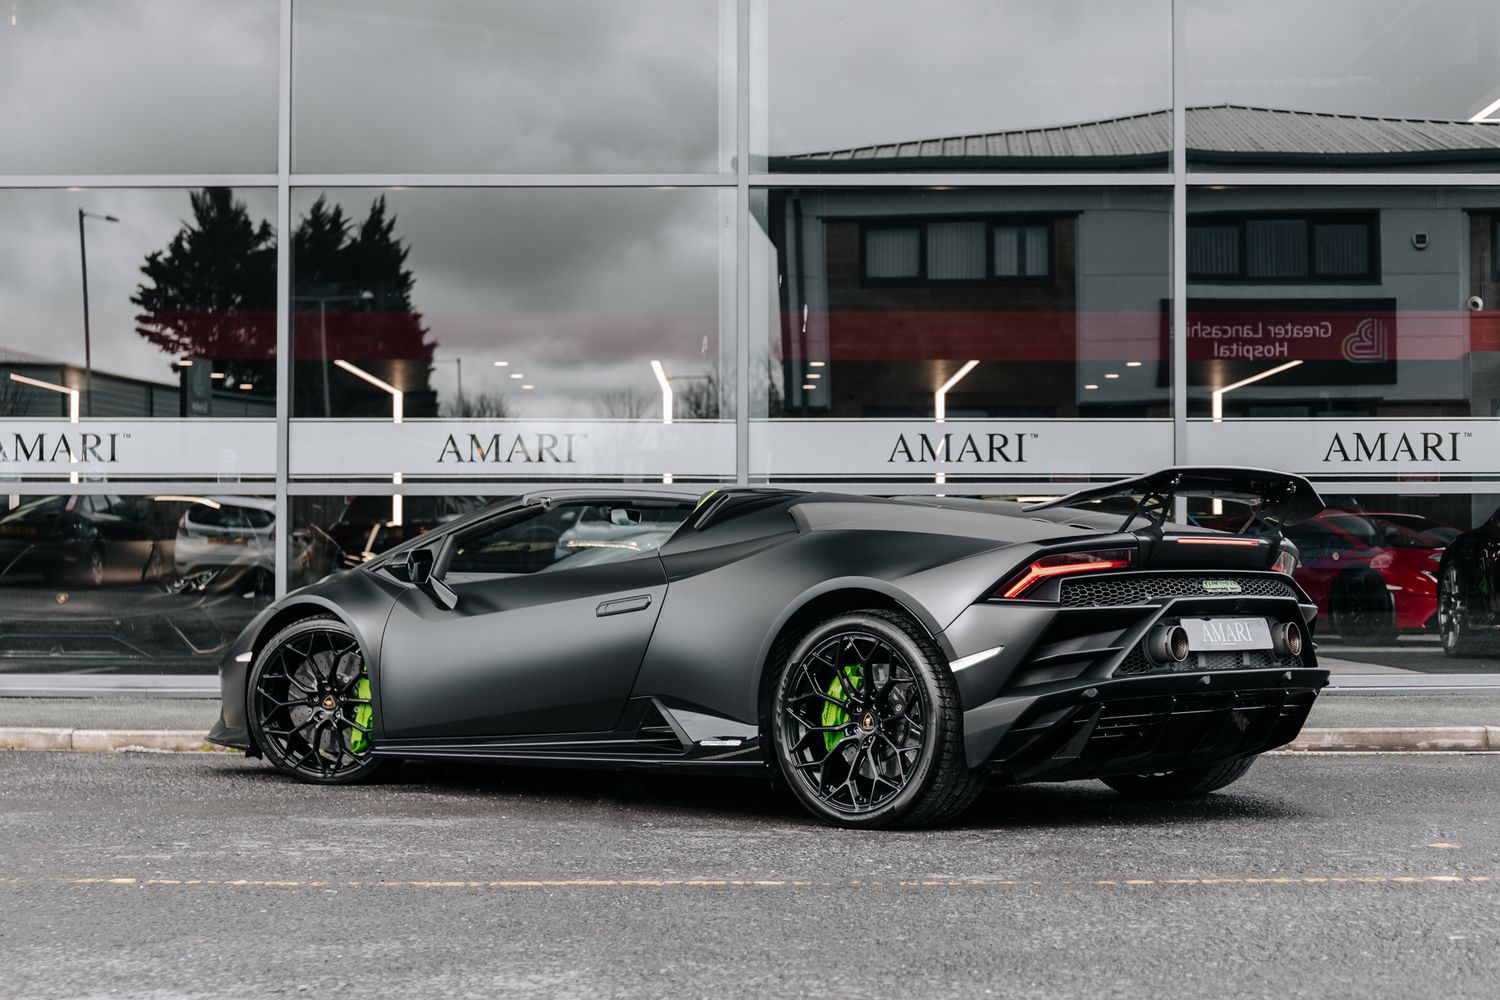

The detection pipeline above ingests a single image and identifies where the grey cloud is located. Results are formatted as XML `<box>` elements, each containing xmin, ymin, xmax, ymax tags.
<box><xmin>0</xmin><ymin>0</ymin><xmax>277</xmax><ymax>173</ymax></box>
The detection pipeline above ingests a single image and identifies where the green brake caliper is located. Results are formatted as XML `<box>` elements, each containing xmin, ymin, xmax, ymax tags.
<box><xmin>351</xmin><ymin>663</ymin><xmax>373</xmax><ymax>755</ymax></box>
<box><xmin>820</xmin><ymin>667</ymin><xmax>862</xmax><ymax>752</ymax></box>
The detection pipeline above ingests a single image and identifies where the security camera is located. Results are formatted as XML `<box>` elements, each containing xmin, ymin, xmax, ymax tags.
<box><xmin>1469</xmin><ymin>295</ymin><xmax>1486</xmax><ymax>312</ymax></box>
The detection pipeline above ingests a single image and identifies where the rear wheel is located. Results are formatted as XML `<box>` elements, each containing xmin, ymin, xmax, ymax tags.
<box><xmin>1439</xmin><ymin>563</ymin><xmax>1486</xmax><ymax>658</ymax></box>
<box><xmin>247</xmin><ymin>617</ymin><xmax>383</xmax><ymax>784</ymax></box>
<box><xmin>1102</xmin><ymin>756</ymin><xmax>1256</xmax><ymax>799</ymax></box>
<box><xmin>771</xmin><ymin>610</ymin><xmax>985</xmax><ymax>829</ymax></box>
<box><xmin>1330</xmin><ymin>571</ymin><xmax>1396</xmax><ymax>644</ymax></box>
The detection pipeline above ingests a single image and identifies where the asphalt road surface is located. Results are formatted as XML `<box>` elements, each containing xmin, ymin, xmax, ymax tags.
<box><xmin>3</xmin><ymin>751</ymin><xmax>1498</xmax><ymax>1000</ymax></box>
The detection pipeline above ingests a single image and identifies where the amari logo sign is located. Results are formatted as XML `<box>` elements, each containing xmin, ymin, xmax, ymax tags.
<box><xmin>1322</xmin><ymin>430</ymin><xmax>1467</xmax><ymax>464</ymax></box>
<box><xmin>887</xmin><ymin>430</ymin><xmax>1034</xmax><ymax>465</ymax></box>
<box><xmin>0</xmin><ymin>431</ymin><xmax>121</xmax><ymax>465</ymax></box>
<box><xmin>437</xmin><ymin>431</ymin><xmax>581</xmax><ymax>465</ymax></box>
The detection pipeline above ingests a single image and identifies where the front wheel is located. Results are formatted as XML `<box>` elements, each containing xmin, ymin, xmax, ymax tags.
<box><xmin>770</xmin><ymin>610</ymin><xmax>985</xmax><ymax>829</ymax></box>
<box><xmin>247</xmin><ymin>617</ymin><xmax>383</xmax><ymax>784</ymax></box>
<box><xmin>1102</xmin><ymin>756</ymin><xmax>1257</xmax><ymax>799</ymax></box>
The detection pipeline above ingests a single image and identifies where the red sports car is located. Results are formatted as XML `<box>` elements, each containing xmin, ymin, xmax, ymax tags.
<box><xmin>1283</xmin><ymin>511</ymin><xmax>1444</xmax><ymax>643</ymax></box>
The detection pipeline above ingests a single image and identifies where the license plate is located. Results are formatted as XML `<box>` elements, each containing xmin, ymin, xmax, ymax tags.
<box><xmin>1181</xmin><ymin>617</ymin><xmax>1273</xmax><ymax>652</ymax></box>
<box><xmin>204</xmin><ymin>536</ymin><xmax>248</xmax><ymax>545</ymax></box>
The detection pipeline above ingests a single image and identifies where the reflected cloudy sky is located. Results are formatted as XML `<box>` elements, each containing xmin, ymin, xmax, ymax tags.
<box><xmin>759</xmin><ymin>0</ymin><xmax>1172</xmax><ymax>156</ymax></box>
<box><xmin>0</xmin><ymin>0</ymin><xmax>277</xmax><ymax>174</ymax></box>
<box><xmin>293</xmin><ymin>0</ymin><xmax>731</xmax><ymax>174</ymax></box>
<box><xmin>1187</xmin><ymin>0</ymin><xmax>1500</xmax><ymax>122</ymax></box>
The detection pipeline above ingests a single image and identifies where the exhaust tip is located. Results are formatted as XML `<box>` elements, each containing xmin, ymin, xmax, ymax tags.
<box><xmin>1274</xmin><ymin>622</ymin><xmax>1304</xmax><ymax>658</ymax></box>
<box><xmin>1147</xmin><ymin>624</ymin><xmax>1190</xmax><ymax>665</ymax></box>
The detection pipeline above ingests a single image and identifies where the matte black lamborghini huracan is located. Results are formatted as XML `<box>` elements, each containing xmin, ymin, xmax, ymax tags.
<box><xmin>211</xmin><ymin>467</ymin><xmax>1330</xmax><ymax>828</ymax></box>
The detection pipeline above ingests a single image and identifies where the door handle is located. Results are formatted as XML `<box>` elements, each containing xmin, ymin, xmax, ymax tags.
<box><xmin>596</xmin><ymin>594</ymin><xmax>652</xmax><ymax>617</ymax></box>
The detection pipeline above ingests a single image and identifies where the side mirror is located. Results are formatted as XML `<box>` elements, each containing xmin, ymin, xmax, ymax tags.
<box><xmin>405</xmin><ymin>548</ymin><xmax>434</xmax><ymax>585</ymax></box>
<box><xmin>403</xmin><ymin>547</ymin><xmax>456</xmax><ymax>610</ymax></box>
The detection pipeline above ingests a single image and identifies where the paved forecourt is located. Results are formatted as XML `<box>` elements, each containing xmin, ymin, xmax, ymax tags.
<box><xmin>2</xmin><ymin>750</ymin><xmax>1499</xmax><ymax>999</ymax></box>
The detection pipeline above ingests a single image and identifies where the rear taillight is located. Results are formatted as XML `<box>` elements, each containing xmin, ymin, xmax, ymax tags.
<box><xmin>995</xmin><ymin>548</ymin><xmax>1133</xmax><ymax>600</ymax></box>
<box><xmin>1272</xmin><ymin>549</ymin><xmax>1298</xmax><ymax>575</ymax></box>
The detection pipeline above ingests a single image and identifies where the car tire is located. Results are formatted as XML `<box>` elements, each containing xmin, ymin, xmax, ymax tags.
<box><xmin>77</xmin><ymin>545</ymin><xmax>105</xmax><ymax>588</ymax></box>
<box><xmin>770</xmin><ymin>610</ymin><xmax>986</xmax><ymax>829</ymax></box>
<box><xmin>247</xmin><ymin>616</ymin><xmax>384</xmax><ymax>785</ymax></box>
<box><xmin>1101</xmin><ymin>755</ymin><xmax>1257</xmax><ymax>799</ymax></box>
<box><xmin>1439</xmin><ymin>563</ymin><xmax>1487</xmax><ymax>659</ymax></box>
<box><xmin>1330</xmin><ymin>571</ymin><xmax>1397</xmax><ymax>644</ymax></box>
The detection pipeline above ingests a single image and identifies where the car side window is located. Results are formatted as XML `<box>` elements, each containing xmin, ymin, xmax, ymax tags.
<box><xmin>447</xmin><ymin>502</ymin><xmax>692</xmax><ymax>577</ymax></box>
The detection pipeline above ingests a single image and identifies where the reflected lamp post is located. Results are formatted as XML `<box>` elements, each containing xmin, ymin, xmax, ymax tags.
<box><xmin>292</xmin><ymin>290</ymin><xmax>374</xmax><ymax>416</ymax></box>
<box><xmin>77</xmin><ymin>209</ymin><xmax>120</xmax><ymax>417</ymax></box>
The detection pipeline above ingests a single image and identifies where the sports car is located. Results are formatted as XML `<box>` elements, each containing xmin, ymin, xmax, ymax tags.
<box><xmin>210</xmin><ymin>466</ymin><xmax>1329</xmax><ymax>828</ymax></box>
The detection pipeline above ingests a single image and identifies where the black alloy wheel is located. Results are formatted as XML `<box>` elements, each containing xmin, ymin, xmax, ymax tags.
<box><xmin>1330</xmin><ymin>571</ymin><xmax>1397</xmax><ymax>644</ymax></box>
<box><xmin>248</xmin><ymin>617</ymin><xmax>383</xmax><ymax>784</ymax></box>
<box><xmin>1439</xmin><ymin>563</ymin><xmax>1485</xmax><ymax>658</ymax></box>
<box><xmin>771</xmin><ymin>610</ymin><xmax>985</xmax><ymax>829</ymax></box>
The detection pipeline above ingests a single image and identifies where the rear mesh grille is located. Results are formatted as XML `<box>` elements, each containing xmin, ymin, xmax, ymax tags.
<box><xmin>1060</xmin><ymin>573</ymin><xmax>1297</xmax><ymax>608</ymax></box>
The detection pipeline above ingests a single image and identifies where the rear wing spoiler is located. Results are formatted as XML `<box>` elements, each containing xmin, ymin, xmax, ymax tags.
<box><xmin>1023</xmin><ymin>466</ymin><xmax>1325</xmax><ymax>533</ymax></box>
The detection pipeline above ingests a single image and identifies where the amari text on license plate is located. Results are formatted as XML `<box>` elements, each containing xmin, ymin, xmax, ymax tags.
<box><xmin>1180</xmin><ymin>617</ymin><xmax>1273</xmax><ymax>652</ymax></box>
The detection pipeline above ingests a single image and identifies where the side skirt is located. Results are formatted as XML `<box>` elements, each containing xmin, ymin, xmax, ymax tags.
<box><xmin>370</xmin><ymin>696</ymin><xmax>767</xmax><ymax>774</ymax></box>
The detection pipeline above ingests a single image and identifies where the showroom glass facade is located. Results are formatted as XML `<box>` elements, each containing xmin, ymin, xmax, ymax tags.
<box><xmin>3</xmin><ymin>0</ymin><xmax>1500</xmax><ymax>679</ymax></box>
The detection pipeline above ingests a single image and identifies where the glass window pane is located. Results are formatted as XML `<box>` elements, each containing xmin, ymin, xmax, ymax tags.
<box><xmin>1022</xmin><ymin>226</ymin><xmax>1049</xmax><ymax>277</ymax></box>
<box><xmin>993</xmin><ymin>227</ymin><xmax>1021</xmax><ymax>277</ymax></box>
<box><xmin>0</xmin><ymin>1</ymin><xmax>278</xmax><ymax>174</ymax></box>
<box><xmin>1186</xmin><ymin>0</ymin><xmax>1500</xmax><ymax>172</ymax></box>
<box><xmin>1187</xmin><ymin>224</ymin><xmax>1240</xmax><ymax>277</ymax></box>
<box><xmin>293</xmin><ymin>0</ymin><xmax>733</xmax><ymax>174</ymax></box>
<box><xmin>864</xmin><ymin>228</ymin><xmax>920</xmax><ymax>279</ymax></box>
<box><xmin>0</xmin><ymin>493</ymin><xmax>274</xmax><ymax>674</ymax></box>
<box><xmin>1246</xmin><ymin>219</ymin><xmax>1308</xmax><ymax>280</ymax></box>
<box><xmin>1315</xmin><ymin>223</ymin><xmax>1370</xmax><ymax>277</ymax></box>
<box><xmin>756</xmin><ymin>0</ymin><xmax>1171</xmax><ymax>173</ymax></box>
<box><xmin>289</xmin><ymin>188</ymin><xmax>734</xmax><ymax>483</ymax></box>
<box><xmin>1185</xmin><ymin>186</ymin><xmax>1500</xmax><ymax>422</ymax></box>
<box><xmin>750</xmin><ymin>187</ymin><xmax>1172</xmax><ymax>483</ymax></box>
<box><xmin>0</xmin><ymin>188</ymin><xmax>276</xmax><ymax>480</ymax></box>
<box><xmin>925</xmin><ymin>222</ymin><xmax>985</xmax><ymax>280</ymax></box>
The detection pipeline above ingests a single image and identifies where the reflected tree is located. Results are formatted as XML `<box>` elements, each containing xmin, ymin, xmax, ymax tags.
<box><xmin>131</xmin><ymin>188</ymin><xmax>276</xmax><ymax>397</ymax></box>
<box><xmin>597</xmin><ymin>387</ymin><xmax>651</xmax><ymax>419</ymax></box>
<box><xmin>444</xmin><ymin>390</ymin><xmax>512</xmax><ymax>418</ymax></box>
<box><xmin>132</xmin><ymin>189</ymin><xmax>436</xmax><ymax>418</ymax></box>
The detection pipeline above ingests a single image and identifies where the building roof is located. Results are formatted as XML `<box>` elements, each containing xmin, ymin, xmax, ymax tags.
<box><xmin>773</xmin><ymin>104</ymin><xmax>1500</xmax><ymax>171</ymax></box>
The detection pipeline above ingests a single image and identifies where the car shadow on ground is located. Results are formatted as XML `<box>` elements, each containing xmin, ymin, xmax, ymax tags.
<box><xmin>215</xmin><ymin>754</ymin><xmax>1310</xmax><ymax>830</ymax></box>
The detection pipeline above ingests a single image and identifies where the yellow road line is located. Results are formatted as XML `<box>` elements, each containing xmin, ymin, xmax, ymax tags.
<box><xmin>0</xmin><ymin>874</ymin><xmax>1488</xmax><ymax>891</ymax></box>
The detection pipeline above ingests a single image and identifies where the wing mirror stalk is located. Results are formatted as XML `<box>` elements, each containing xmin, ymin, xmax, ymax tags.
<box><xmin>404</xmin><ymin>548</ymin><xmax>458</xmax><ymax>610</ymax></box>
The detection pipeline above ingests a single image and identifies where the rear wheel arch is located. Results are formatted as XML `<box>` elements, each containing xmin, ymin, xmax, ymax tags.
<box><xmin>754</xmin><ymin>584</ymin><xmax>945</xmax><ymax>733</ymax></box>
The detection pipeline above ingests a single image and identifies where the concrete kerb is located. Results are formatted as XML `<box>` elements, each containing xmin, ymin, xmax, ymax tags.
<box><xmin>1283</xmin><ymin>726</ymin><xmax>1499</xmax><ymax>752</ymax></box>
<box><xmin>0</xmin><ymin>729</ymin><xmax>221</xmax><ymax>753</ymax></box>
<box><xmin>1</xmin><ymin>727</ymin><xmax>1498</xmax><ymax>754</ymax></box>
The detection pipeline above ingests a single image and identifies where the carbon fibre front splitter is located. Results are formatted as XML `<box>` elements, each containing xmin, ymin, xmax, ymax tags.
<box><xmin>963</xmin><ymin>667</ymin><xmax>1329</xmax><ymax>782</ymax></box>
